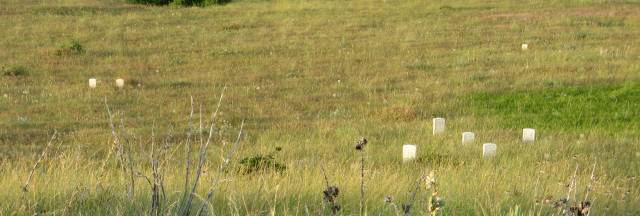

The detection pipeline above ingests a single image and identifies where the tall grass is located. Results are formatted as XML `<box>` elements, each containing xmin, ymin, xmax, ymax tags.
<box><xmin>1</xmin><ymin>0</ymin><xmax>639</xmax><ymax>215</ymax></box>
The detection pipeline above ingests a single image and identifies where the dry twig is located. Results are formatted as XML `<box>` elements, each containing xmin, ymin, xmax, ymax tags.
<box><xmin>22</xmin><ymin>130</ymin><xmax>58</xmax><ymax>192</ymax></box>
<box><xmin>197</xmin><ymin>120</ymin><xmax>245</xmax><ymax>216</ymax></box>
<box><xmin>179</xmin><ymin>86</ymin><xmax>226</xmax><ymax>216</ymax></box>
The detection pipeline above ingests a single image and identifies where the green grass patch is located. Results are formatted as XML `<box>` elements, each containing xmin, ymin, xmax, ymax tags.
<box><xmin>471</xmin><ymin>82</ymin><xmax>640</xmax><ymax>131</ymax></box>
<box><xmin>56</xmin><ymin>39</ymin><xmax>85</xmax><ymax>56</ymax></box>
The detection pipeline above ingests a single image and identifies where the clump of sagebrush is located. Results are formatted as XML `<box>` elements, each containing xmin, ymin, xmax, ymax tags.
<box><xmin>178</xmin><ymin>88</ymin><xmax>230</xmax><ymax>216</ymax></box>
<box><xmin>100</xmin><ymin>87</ymin><xmax>241</xmax><ymax>216</ymax></box>
<box><xmin>237</xmin><ymin>147</ymin><xmax>286</xmax><ymax>174</ymax></box>
<box><xmin>56</xmin><ymin>39</ymin><xmax>85</xmax><ymax>56</ymax></box>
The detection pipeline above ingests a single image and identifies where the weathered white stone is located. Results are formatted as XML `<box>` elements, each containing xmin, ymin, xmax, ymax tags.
<box><xmin>462</xmin><ymin>132</ymin><xmax>475</xmax><ymax>145</ymax></box>
<box><xmin>523</xmin><ymin>128</ymin><xmax>535</xmax><ymax>144</ymax></box>
<box><xmin>483</xmin><ymin>143</ymin><xmax>497</xmax><ymax>158</ymax></box>
<box><xmin>89</xmin><ymin>78</ymin><xmax>97</xmax><ymax>88</ymax></box>
<box><xmin>432</xmin><ymin>117</ymin><xmax>445</xmax><ymax>135</ymax></box>
<box><xmin>403</xmin><ymin>144</ymin><xmax>417</xmax><ymax>162</ymax></box>
<box><xmin>116</xmin><ymin>78</ymin><xmax>125</xmax><ymax>88</ymax></box>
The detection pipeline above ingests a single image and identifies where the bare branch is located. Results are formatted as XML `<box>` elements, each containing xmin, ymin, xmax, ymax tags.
<box><xmin>199</xmin><ymin>104</ymin><xmax>203</xmax><ymax>150</ymax></box>
<box><xmin>151</xmin><ymin>126</ymin><xmax>162</xmax><ymax>216</ymax></box>
<box><xmin>584</xmin><ymin>161</ymin><xmax>597</xmax><ymax>202</ymax></box>
<box><xmin>120</xmin><ymin>115</ymin><xmax>136</xmax><ymax>199</ymax></box>
<box><xmin>104</xmin><ymin>98</ymin><xmax>126</xmax><ymax>167</ymax></box>
<box><xmin>185</xmin><ymin>95</ymin><xmax>195</xmax><ymax>191</ymax></box>
<box><xmin>103</xmin><ymin>98</ymin><xmax>135</xmax><ymax>198</ymax></box>
<box><xmin>179</xmin><ymin>86</ymin><xmax>227</xmax><ymax>216</ymax></box>
<box><xmin>321</xmin><ymin>165</ymin><xmax>330</xmax><ymax>188</ymax></box>
<box><xmin>220</xmin><ymin>119</ymin><xmax>245</xmax><ymax>170</ymax></box>
<box><xmin>198</xmin><ymin>119</ymin><xmax>245</xmax><ymax>216</ymax></box>
<box><xmin>566</xmin><ymin>164</ymin><xmax>579</xmax><ymax>202</ymax></box>
<box><xmin>22</xmin><ymin>130</ymin><xmax>58</xmax><ymax>192</ymax></box>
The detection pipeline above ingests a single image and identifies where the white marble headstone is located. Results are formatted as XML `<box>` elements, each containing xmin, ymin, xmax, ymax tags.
<box><xmin>462</xmin><ymin>132</ymin><xmax>475</xmax><ymax>145</ymax></box>
<box><xmin>483</xmin><ymin>143</ymin><xmax>497</xmax><ymax>158</ymax></box>
<box><xmin>402</xmin><ymin>144</ymin><xmax>417</xmax><ymax>162</ymax></box>
<box><xmin>116</xmin><ymin>78</ymin><xmax>125</xmax><ymax>88</ymax></box>
<box><xmin>89</xmin><ymin>78</ymin><xmax>97</xmax><ymax>88</ymax></box>
<box><xmin>402</xmin><ymin>144</ymin><xmax>418</xmax><ymax>162</ymax></box>
<box><xmin>432</xmin><ymin>117</ymin><xmax>445</xmax><ymax>135</ymax></box>
<box><xmin>523</xmin><ymin>128</ymin><xmax>535</xmax><ymax>144</ymax></box>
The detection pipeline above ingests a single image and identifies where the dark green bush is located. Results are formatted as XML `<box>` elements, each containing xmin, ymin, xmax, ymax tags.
<box><xmin>2</xmin><ymin>65</ymin><xmax>30</xmax><ymax>77</ymax></box>
<box><xmin>238</xmin><ymin>154</ymin><xmax>286</xmax><ymax>174</ymax></box>
<box><xmin>56</xmin><ymin>39</ymin><xmax>85</xmax><ymax>56</ymax></box>
<box><xmin>237</xmin><ymin>147</ymin><xmax>286</xmax><ymax>174</ymax></box>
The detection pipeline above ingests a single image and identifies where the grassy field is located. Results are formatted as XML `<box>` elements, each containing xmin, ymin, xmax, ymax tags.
<box><xmin>1</xmin><ymin>0</ymin><xmax>640</xmax><ymax>215</ymax></box>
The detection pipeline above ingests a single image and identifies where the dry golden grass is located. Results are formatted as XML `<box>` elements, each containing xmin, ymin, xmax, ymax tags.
<box><xmin>1</xmin><ymin>0</ymin><xmax>639</xmax><ymax>215</ymax></box>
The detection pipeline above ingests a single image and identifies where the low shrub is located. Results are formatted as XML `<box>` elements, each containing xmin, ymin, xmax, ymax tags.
<box><xmin>2</xmin><ymin>65</ymin><xmax>30</xmax><ymax>77</ymax></box>
<box><xmin>56</xmin><ymin>39</ymin><xmax>85</xmax><ymax>56</ymax></box>
<box><xmin>237</xmin><ymin>147</ymin><xmax>286</xmax><ymax>174</ymax></box>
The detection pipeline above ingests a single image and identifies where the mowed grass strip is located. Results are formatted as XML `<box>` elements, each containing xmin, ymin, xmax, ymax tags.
<box><xmin>470</xmin><ymin>82</ymin><xmax>640</xmax><ymax>131</ymax></box>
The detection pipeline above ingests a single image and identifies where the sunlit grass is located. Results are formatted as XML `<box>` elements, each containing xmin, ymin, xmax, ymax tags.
<box><xmin>1</xmin><ymin>0</ymin><xmax>639</xmax><ymax>215</ymax></box>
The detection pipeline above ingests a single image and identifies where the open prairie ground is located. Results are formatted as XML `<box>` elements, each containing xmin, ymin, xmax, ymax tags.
<box><xmin>1</xmin><ymin>0</ymin><xmax>639</xmax><ymax>215</ymax></box>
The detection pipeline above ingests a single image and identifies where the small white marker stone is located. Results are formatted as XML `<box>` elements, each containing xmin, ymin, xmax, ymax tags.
<box><xmin>116</xmin><ymin>78</ymin><xmax>125</xmax><ymax>88</ymax></box>
<box><xmin>462</xmin><ymin>132</ymin><xmax>475</xmax><ymax>145</ymax></box>
<box><xmin>402</xmin><ymin>144</ymin><xmax>417</xmax><ymax>162</ymax></box>
<box><xmin>89</xmin><ymin>78</ymin><xmax>97</xmax><ymax>88</ymax></box>
<box><xmin>432</xmin><ymin>117</ymin><xmax>445</xmax><ymax>135</ymax></box>
<box><xmin>483</xmin><ymin>143</ymin><xmax>497</xmax><ymax>158</ymax></box>
<box><xmin>522</xmin><ymin>44</ymin><xmax>528</xmax><ymax>50</ymax></box>
<box><xmin>523</xmin><ymin>128</ymin><xmax>536</xmax><ymax>144</ymax></box>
